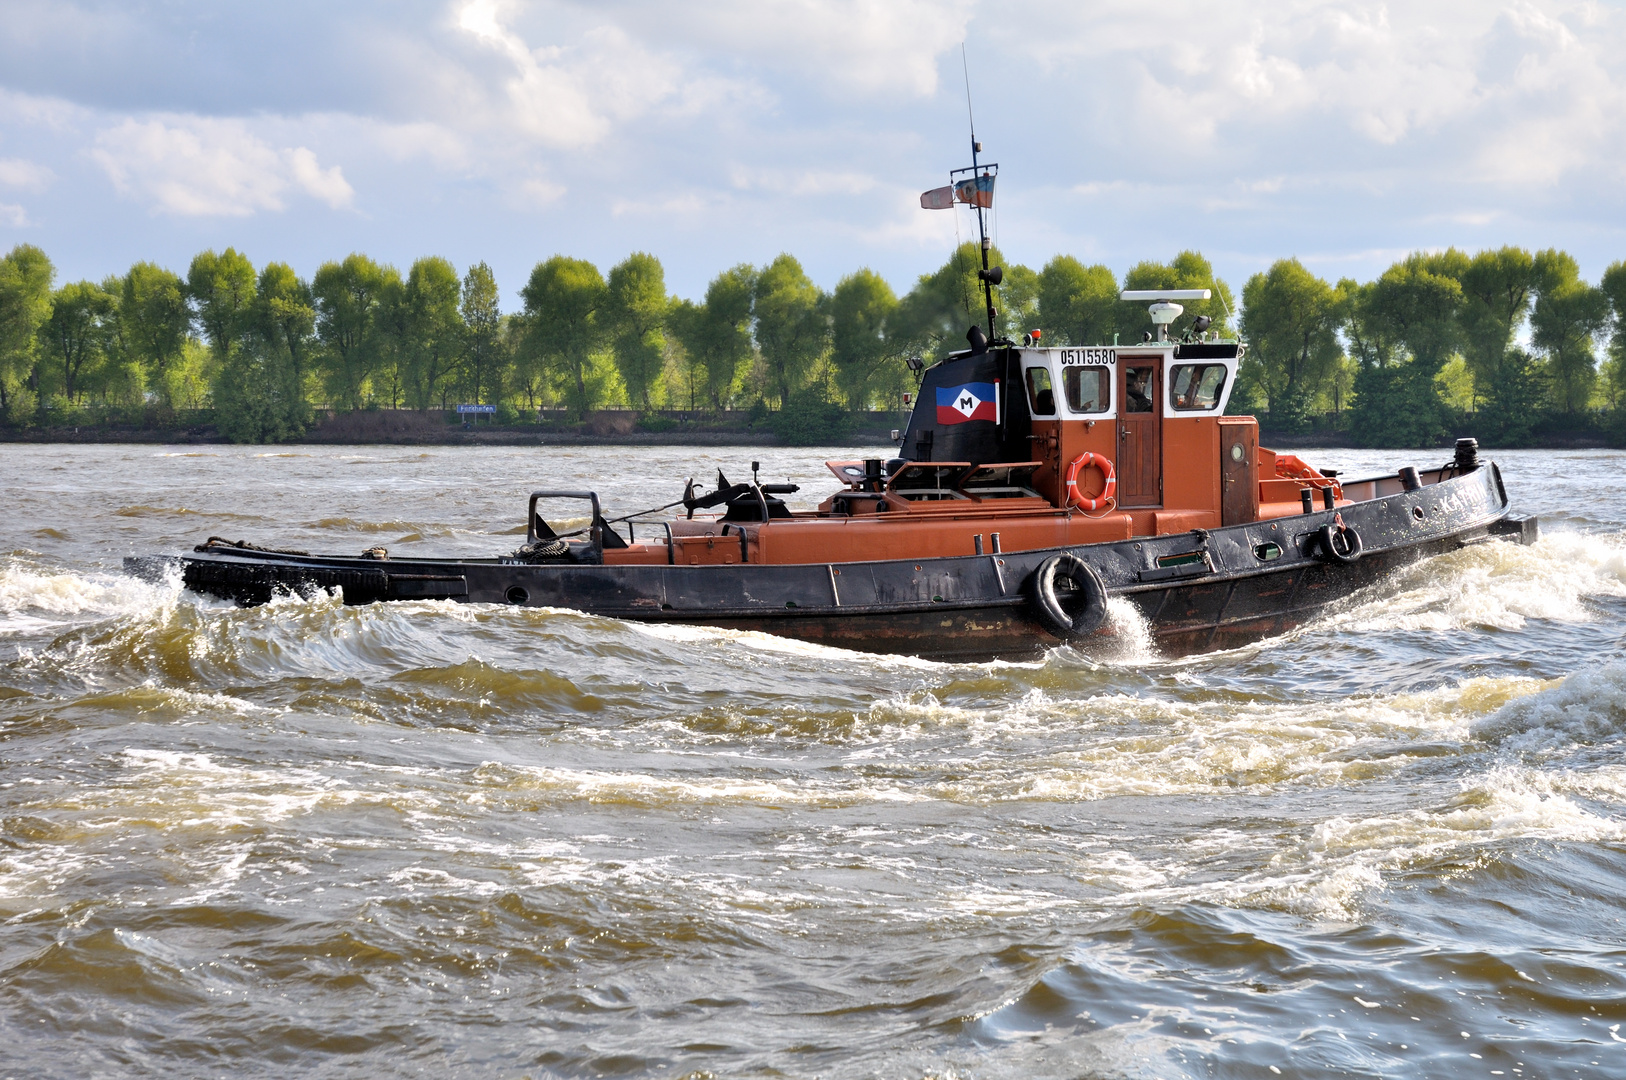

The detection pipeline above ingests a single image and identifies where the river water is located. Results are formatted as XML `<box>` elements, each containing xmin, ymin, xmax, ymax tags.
<box><xmin>2</xmin><ymin>443</ymin><xmax>1624</xmax><ymax>1079</ymax></box>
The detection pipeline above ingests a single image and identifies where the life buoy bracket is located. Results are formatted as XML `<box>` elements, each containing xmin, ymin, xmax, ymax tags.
<box><xmin>1030</xmin><ymin>553</ymin><xmax>1109</xmax><ymax>640</ymax></box>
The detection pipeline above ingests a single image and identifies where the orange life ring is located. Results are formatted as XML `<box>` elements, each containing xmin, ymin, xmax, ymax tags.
<box><xmin>1064</xmin><ymin>452</ymin><xmax>1117</xmax><ymax>510</ymax></box>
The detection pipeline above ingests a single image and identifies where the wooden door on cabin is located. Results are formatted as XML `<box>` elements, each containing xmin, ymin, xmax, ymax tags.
<box><xmin>1117</xmin><ymin>361</ymin><xmax>1161</xmax><ymax>507</ymax></box>
<box><xmin>1219</xmin><ymin>417</ymin><xmax>1259</xmax><ymax>526</ymax></box>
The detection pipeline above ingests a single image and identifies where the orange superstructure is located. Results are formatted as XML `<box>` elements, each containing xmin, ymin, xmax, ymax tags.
<box><xmin>592</xmin><ymin>295</ymin><xmax>1345</xmax><ymax>570</ymax></box>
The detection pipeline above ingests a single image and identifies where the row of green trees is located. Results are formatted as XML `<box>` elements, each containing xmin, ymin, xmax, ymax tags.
<box><xmin>1236</xmin><ymin>248</ymin><xmax>1626</xmax><ymax>446</ymax></box>
<box><xmin>2</xmin><ymin>239</ymin><xmax>1622</xmax><ymax>445</ymax></box>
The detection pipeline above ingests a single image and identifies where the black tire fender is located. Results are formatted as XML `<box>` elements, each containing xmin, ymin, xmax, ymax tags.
<box><xmin>1317</xmin><ymin>522</ymin><xmax>1363</xmax><ymax>564</ymax></box>
<box><xmin>1030</xmin><ymin>553</ymin><xmax>1109</xmax><ymax>639</ymax></box>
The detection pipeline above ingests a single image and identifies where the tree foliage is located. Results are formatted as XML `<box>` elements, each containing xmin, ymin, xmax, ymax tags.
<box><xmin>121</xmin><ymin>262</ymin><xmax>190</xmax><ymax>407</ymax></box>
<box><xmin>0</xmin><ymin>244</ymin><xmax>55</xmax><ymax>415</ymax></box>
<box><xmin>1600</xmin><ymin>261</ymin><xmax>1626</xmax><ymax>412</ymax></box>
<box><xmin>312</xmin><ymin>254</ymin><xmax>393</xmax><ymax>412</ymax></box>
<box><xmin>1457</xmin><ymin>247</ymin><xmax>1538</xmax><ymax>442</ymax></box>
<box><xmin>1037</xmin><ymin>256</ymin><xmax>1117</xmax><ymax>346</ymax></box>
<box><xmin>215</xmin><ymin>262</ymin><xmax>314</xmax><ymax>443</ymax></box>
<box><xmin>667</xmin><ymin>263</ymin><xmax>755</xmax><ymax>412</ymax></box>
<box><xmin>460</xmin><ymin>262</ymin><xmax>503</xmax><ymax>407</ymax></box>
<box><xmin>40</xmin><ymin>280</ymin><xmax>115</xmax><ymax>403</ymax></box>
<box><xmin>399</xmin><ymin>256</ymin><xmax>463</xmax><ymax>411</ymax></box>
<box><xmin>604</xmin><ymin>252</ymin><xmax>669</xmax><ymax>411</ymax></box>
<box><xmin>1238</xmin><ymin>259</ymin><xmax>1342</xmax><ymax>431</ymax></box>
<box><xmin>891</xmin><ymin>242</ymin><xmax>998</xmax><ymax>356</ymax></box>
<box><xmin>752</xmin><ymin>253</ymin><xmax>827</xmax><ymax>408</ymax></box>
<box><xmin>1122</xmin><ymin>251</ymin><xmax>1234</xmax><ymax>339</ymax></box>
<box><xmin>14</xmin><ymin>237</ymin><xmax>1626</xmax><ymax>450</ymax></box>
<box><xmin>828</xmin><ymin>268</ymin><xmax>898</xmax><ymax>410</ymax></box>
<box><xmin>521</xmin><ymin>255</ymin><xmax>606</xmax><ymax>418</ymax></box>
<box><xmin>1531</xmin><ymin>249</ymin><xmax>1609</xmax><ymax>414</ymax></box>
<box><xmin>186</xmin><ymin>248</ymin><xmax>257</xmax><ymax>361</ymax></box>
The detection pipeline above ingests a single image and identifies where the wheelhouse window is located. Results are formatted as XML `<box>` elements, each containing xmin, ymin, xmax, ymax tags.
<box><xmin>1062</xmin><ymin>366</ymin><xmax>1110</xmax><ymax>414</ymax></box>
<box><xmin>1025</xmin><ymin>367</ymin><xmax>1056</xmax><ymax>416</ymax></box>
<box><xmin>1169</xmin><ymin>363</ymin><xmax>1228</xmax><ymax>411</ymax></box>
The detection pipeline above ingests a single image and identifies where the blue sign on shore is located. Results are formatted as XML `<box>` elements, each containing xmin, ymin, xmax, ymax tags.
<box><xmin>456</xmin><ymin>404</ymin><xmax>497</xmax><ymax>414</ymax></box>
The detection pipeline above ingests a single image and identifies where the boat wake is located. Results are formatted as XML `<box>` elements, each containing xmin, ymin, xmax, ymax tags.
<box><xmin>1329</xmin><ymin>529</ymin><xmax>1626</xmax><ymax>635</ymax></box>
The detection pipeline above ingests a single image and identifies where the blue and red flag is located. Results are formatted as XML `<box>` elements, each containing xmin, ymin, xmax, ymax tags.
<box><xmin>936</xmin><ymin>382</ymin><xmax>999</xmax><ymax>425</ymax></box>
<box><xmin>954</xmin><ymin>174</ymin><xmax>995</xmax><ymax>208</ymax></box>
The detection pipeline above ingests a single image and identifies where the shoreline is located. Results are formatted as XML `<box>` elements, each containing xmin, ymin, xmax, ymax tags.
<box><xmin>0</xmin><ymin>425</ymin><xmax>891</xmax><ymax>448</ymax></box>
<box><xmin>2</xmin><ymin>428</ymin><xmax>1615</xmax><ymax>451</ymax></box>
<box><xmin>0</xmin><ymin>413</ymin><xmax>1615</xmax><ymax>451</ymax></box>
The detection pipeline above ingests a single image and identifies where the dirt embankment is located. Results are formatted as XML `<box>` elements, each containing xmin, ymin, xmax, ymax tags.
<box><xmin>1</xmin><ymin>409</ymin><xmax>907</xmax><ymax>447</ymax></box>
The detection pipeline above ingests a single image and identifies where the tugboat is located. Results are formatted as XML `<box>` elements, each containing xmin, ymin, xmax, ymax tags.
<box><xmin>128</xmin><ymin>145</ymin><xmax>1536</xmax><ymax>662</ymax></box>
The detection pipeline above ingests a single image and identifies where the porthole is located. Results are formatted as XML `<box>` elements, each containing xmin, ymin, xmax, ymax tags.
<box><xmin>1230</xmin><ymin>442</ymin><xmax>1245</xmax><ymax>462</ymax></box>
<box><xmin>505</xmin><ymin>586</ymin><xmax>529</xmax><ymax>605</ymax></box>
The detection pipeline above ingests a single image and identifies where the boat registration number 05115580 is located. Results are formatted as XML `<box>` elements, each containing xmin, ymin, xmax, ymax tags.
<box><xmin>1059</xmin><ymin>348</ymin><xmax>1116</xmax><ymax>366</ymax></box>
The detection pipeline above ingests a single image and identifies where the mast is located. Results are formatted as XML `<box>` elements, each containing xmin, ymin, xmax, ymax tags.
<box><xmin>960</xmin><ymin>46</ymin><xmax>998</xmax><ymax>344</ymax></box>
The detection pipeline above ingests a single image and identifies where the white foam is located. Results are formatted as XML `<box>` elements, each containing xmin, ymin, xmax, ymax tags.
<box><xmin>1096</xmin><ymin>595</ymin><xmax>1158</xmax><ymax>664</ymax></box>
<box><xmin>112</xmin><ymin>748</ymin><xmax>381</xmax><ymax>827</ymax></box>
<box><xmin>0</xmin><ymin>562</ymin><xmax>181</xmax><ymax>633</ymax></box>
<box><xmin>890</xmin><ymin>675</ymin><xmax>1548</xmax><ymax>806</ymax></box>
<box><xmin>1308</xmin><ymin>768</ymin><xmax>1626</xmax><ymax>861</ymax></box>
<box><xmin>1320</xmin><ymin>531</ymin><xmax>1626</xmax><ymax>636</ymax></box>
<box><xmin>1473</xmin><ymin>660</ymin><xmax>1626</xmax><ymax>750</ymax></box>
<box><xmin>630</xmin><ymin>619</ymin><xmax>947</xmax><ymax>668</ymax></box>
<box><xmin>470</xmin><ymin>760</ymin><xmax>929</xmax><ymax>808</ymax></box>
<box><xmin>1097</xmin><ymin>764</ymin><xmax>1625</xmax><ymax>921</ymax></box>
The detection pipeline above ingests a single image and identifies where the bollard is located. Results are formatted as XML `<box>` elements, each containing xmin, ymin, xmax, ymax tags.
<box><xmin>1301</xmin><ymin>488</ymin><xmax>1314</xmax><ymax>514</ymax></box>
<box><xmin>1322</xmin><ymin>486</ymin><xmax>1335</xmax><ymax>510</ymax></box>
<box><xmin>1399</xmin><ymin>466</ymin><xmax>1422</xmax><ymax>492</ymax></box>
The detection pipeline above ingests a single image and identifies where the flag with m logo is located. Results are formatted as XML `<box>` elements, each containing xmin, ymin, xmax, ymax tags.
<box><xmin>936</xmin><ymin>382</ymin><xmax>998</xmax><ymax>424</ymax></box>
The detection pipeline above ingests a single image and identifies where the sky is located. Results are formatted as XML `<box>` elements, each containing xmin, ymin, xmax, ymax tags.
<box><xmin>2</xmin><ymin>0</ymin><xmax>1626</xmax><ymax>311</ymax></box>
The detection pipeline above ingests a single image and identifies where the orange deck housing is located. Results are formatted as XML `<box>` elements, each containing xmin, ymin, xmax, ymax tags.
<box><xmin>600</xmin><ymin>339</ymin><xmax>1347</xmax><ymax>568</ymax></box>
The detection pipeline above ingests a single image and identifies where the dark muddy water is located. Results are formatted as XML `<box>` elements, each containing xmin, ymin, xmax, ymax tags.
<box><xmin>3</xmin><ymin>444</ymin><xmax>1625</xmax><ymax>1079</ymax></box>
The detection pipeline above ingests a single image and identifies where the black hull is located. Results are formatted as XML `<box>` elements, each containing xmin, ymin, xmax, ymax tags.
<box><xmin>129</xmin><ymin>463</ymin><xmax>1535</xmax><ymax>662</ymax></box>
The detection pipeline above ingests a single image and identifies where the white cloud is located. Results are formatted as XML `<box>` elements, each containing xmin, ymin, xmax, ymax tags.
<box><xmin>728</xmin><ymin>166</ymin><xmax>879</xmax><ymax>197</ymax></box>
<box><xmin>368</xmin><ymin>121</ymin><xmax>468</xmax><ymax>169</ymax></box>
<box><xmin>610</xmin><ymin>193</ymin><xmax>715</xmax><ymax>219</ymax></box>
<box><xmin>89</xmin><ymin>117</ymin><xmax>354</xmax><ymax>216</ymax></box>
<box><xmin>1006</xmin><ymin>0</ymin><xmax>1626</xmax><ymax>188</ymax></box>
<box><xmin>621</xmin><ymin>0</ymin><xmax>975</xmax><ymax>98</ymax></box>
<box><xmin>6</xmin><ymin>1</ymin><xmax>1626</xmax><ymax>296</ymax></box>
<box><xmin>511</xmin><ymin>174</ymin><xmax>567</xmax><ymax>207</ymax></box>
<box><xmin>285</xmin><ymin>146</ymin><xmax>353</xmax><ymax>208</ymax></box>
<box><xmin>855</xmin><ymin>189</ymin><xmax>963</xmax><ymax>251</ymax></box>
<box><xmin>0</xmin><ymin>157</ymin><xmax>53</xmax><ymax>190</ymax></box>
<box><xmin>0</xmin><ymin>202</ymin><xmax>28</xmax><ymax>227</ymax></box>
<box><xmin>455</xmin><ymin>2</ymin><xmax>692</xmax><ymax>149</ymax></box>
<box><xmin>0</xmin><ymin>87</ymin><xmax>81</xmax><ymax>131</ymax></box>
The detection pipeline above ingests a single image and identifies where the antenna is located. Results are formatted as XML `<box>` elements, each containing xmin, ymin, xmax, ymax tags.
<box><xmin>961</xmin><ymin>45</ymin><xmax>977</xmax><ymax>148</ymax></box>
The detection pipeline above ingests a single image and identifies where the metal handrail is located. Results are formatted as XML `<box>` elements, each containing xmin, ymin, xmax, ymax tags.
<box><xmin>528</xmin><ymin>491</ymin><xmax>603</xmax><ymax>553</ymax></box>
